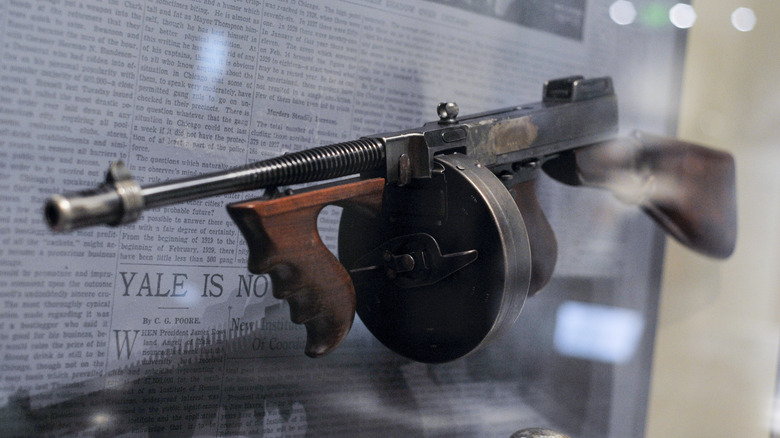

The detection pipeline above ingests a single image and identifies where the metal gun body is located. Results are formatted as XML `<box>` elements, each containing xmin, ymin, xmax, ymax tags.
<box><xmin>45</xmin><ymin>76</ymin><xmax>616</xmax><ymax>232</ymax></box>
<box><xmin>43</xmin><ymin>75</ymin><xmax>737</xmax><ymax>360</ymax></box>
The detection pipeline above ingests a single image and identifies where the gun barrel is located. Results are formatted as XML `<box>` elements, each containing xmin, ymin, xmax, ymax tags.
<box><xmin>45</xmin><ymin>138</ymin><xmax>385</xmax><ymax>232</ymax></box>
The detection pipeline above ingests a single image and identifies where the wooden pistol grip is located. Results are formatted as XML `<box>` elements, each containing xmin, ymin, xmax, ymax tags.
<box><xmin>509</xmin><ymin>179</ymin><xmax>558</xmax><ymax>296</ymax></box>
<box><xmin>226</xmin><ymin>178</ymin><xmax>385</xmax><ymax>357</ymax></box>
<box><xmin>550</xmin><ymin>132</ymin><xmax>737</xmax><ymax>258</ymax></box>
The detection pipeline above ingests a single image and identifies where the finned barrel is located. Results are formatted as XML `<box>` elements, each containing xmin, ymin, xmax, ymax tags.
<box><xmin>45</xmin><ymin>138</ymin><xmax>386</xmax><ymax>232</ymax></box>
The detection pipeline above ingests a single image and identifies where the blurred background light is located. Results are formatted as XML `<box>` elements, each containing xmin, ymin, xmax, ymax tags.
<box><xmin>731</xmin><ymin>7</ymin><xmax>757</xmax><ymax>32</ymax></box>
<box><xmin>553</xmin><ymin>301</ymin><xmax>645</xmax><ymax>364</ymax></box>
<box><xmin>773</xmin><ymin>396</ymin><xmax>780</xmax><ymax>436</ymax></box>
<box><xmin>91</xmin><ymin>412</ymin><xmax>111</xmax><ymax>427</ymax></box>
<box><xmin>640</xmin><ymin>2</ymin><xmax>670</xmax><ymax>27</ymax></box>
<box><xmin>669</xmin><ymin>3</ymin><xmax>697</xmax><ymax>29</ymax></box>
<box><xmin>609</xmin><ymin>0</ymin><xmax>637</xmax><ymax>25</ymax></box>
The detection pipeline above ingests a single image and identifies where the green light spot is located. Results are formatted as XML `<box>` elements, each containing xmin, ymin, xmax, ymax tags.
<box><xmin>640</xmin><ymin>3</ymin><xmax>669</xmax><ymax>28</ymax></box>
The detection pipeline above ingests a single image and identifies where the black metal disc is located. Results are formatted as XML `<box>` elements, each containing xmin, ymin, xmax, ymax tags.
<box><xmin>339</xmin><ymin>154</ymin><xmax>532</xmax><ymax>363</ymax></box>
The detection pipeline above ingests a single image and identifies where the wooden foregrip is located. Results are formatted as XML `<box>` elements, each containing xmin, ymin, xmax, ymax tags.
<box><xmin>555</xmin><ymin>131</ymin><xmax>737</xmax><ymax>258</ymax></box>
<box><xmin>509</xmin><ymin>179</ymin><xmax>558</xmax><ymax>296</ymax></box>
<box><xmin>226</xmin><ymin>178</ymin><xmax>385</xmax><ymax>357</ymax></box>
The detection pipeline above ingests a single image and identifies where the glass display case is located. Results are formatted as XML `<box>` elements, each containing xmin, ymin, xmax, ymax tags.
<box><xmin>0</xmin><ymin>1</ymin><xmax>777</xmax><ymax>437</ymax></box>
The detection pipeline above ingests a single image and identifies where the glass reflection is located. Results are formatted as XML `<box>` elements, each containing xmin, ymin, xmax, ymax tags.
<box><xmin>609</xmin><ymin>0</ymin><xmax>637</xmax><ymax>25</ymax></box>
<box><xmin>669</xmin><ymin>3</ymin><xmax>696</xmax><ymax>29</ymax></box>
<box><xmin>553</xmin><ymin>301</ymin><xmax>645</xmax><ymax>364</ymax></box>
<box><xmin>91</xmin><ymin>412</ymin><xmax>111</xmax><ymax>427</ymax></box>
<box><xmin>199</xmin><ymin>33</ymin><xmax>228</xmax><ymax>80</ymax></box>
<box><xmin>731</xmin><ymin>7</ymin><xmax>757</xmax><ymax>32</ymax></box>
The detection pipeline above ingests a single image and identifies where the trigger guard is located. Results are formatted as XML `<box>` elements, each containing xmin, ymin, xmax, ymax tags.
<box><xmin>339</xmin><ymin>154</ymin><xmax>532</xmax><ymax>363</ymax></box>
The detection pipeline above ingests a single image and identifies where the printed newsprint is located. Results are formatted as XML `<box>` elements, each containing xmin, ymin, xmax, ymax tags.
<box><xmin>0</xmin><ymin>0</ymin><xmax>684</xmax><ymax>436</ymax></box>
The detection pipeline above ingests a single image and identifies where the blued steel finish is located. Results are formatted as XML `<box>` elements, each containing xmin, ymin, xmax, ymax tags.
<box><xmin>45</xmin><ymin>76</ymin><xmax>616</xmax><ymax>232</ymax></box>
<box><xmin>41</xmin><ymin>75</ymin><xmax>738</xmax><ymax>362</ymax></box>
<box><xmin>510</xmin><ymin>428</ymin><xmax>571</xmax><ymax>438</ymax></box>
<box><xmin>45</xmin><ymin>162</ymin><xmax>142</xmax><ymax>232</ymax></box>
<box><xmin>45</xmin><ymin>138</ymin><xmax>386</xmax><ymax>231</ymax></box>
<box><xmin>367</xmin><ymin>76</ymin><xmax>617</xmax><ymax>184</ymax></box>
<box><xmin>339</xmin><ymin>154</ymin><xmax>532</xmax><ymax>363</ymax></box>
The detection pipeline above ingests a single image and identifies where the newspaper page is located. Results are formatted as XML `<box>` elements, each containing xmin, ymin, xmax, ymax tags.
<box><xmin>0</xmin><ymin>0</ymin><xmax>684</xmax><ymax>436</ymax></box>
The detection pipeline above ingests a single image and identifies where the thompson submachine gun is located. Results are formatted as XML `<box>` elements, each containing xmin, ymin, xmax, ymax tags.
<box><xmin>45</xmin><ymin>76</ymin><xmax>737</xmax><ymax>363</ymax></box>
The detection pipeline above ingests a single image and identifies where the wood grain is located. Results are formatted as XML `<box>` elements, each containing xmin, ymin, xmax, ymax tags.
<box><xmin>226</xmin><ymin>178</ymin><xmax>385</xmax><ymax>357</ymax></box>
<box><xmin>575</xmin><ymin>132</ymin><xmax>737</xmax><ymax>258</ymax></box>
<box><xmin>544</xmin><ymin>132</ymin><xmax>737</xmax><ymax>258</ymax></box>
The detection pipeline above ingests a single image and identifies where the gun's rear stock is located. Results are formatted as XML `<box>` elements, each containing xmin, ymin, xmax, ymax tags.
<box><xmin>546</xmin><ymin>132</ymin><xmax>737</xmax><ymax>258</ymax></box>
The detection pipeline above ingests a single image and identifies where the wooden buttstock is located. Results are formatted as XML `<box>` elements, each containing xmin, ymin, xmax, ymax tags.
<box><xmin>544</xmin><ymin>131</ymin><xmax>737</xmax><ymax>258</ymax></box>
<box><xmin>226</xmin><ymin>178</ymin><xmax>384</xmax><ymax>357</ymax></box>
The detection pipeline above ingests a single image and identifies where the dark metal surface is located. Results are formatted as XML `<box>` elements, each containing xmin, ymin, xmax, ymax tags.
<box><xmin>44</xmin><ymin>76</ymin><xmax>618</xmax><ymax>233</ymax></box>
<box><xmin>45</xmin><ymin>138</ymin><xmax>386</xmax><ymax>231</ymax></box>
<box><xmin>339</xmin><ymin>154</ymin><xmax>532</xmax><ymax>363</ymax></box>
<box><xmin>511</xmin><ymin>428</ymin><xmax>571</xmax><ymax>438</ymax></box>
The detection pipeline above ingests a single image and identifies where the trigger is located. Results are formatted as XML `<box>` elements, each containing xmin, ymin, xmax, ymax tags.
<box><xmin>349</xmin><ymin>233</ymin><xmax>478</xmax><ymax>289</ymax></box>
